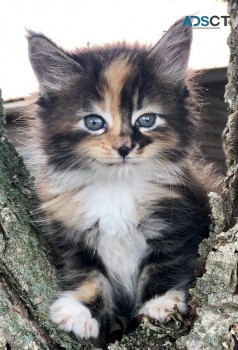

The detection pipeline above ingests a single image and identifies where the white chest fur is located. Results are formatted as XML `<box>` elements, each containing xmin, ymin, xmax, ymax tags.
<box><xmin>47</xmin><ymin>161</ymin><xmax>182</xmax><ymax>293</ymax></box>
<box><xmin>74</xmin><ymin>180</ymin><xmax>148</xmax><ymax>293</ymax></box>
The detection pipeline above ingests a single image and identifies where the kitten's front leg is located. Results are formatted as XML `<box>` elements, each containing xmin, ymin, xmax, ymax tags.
<box><xmin>47</xmin><ymin>223</ymin><xmax>114</xmax><ymax>342</ymax></box>
<box><xmin>138</xmin><ymin>261</ymin><xmax>191</xmax><ymax>323</ymax></box>
<box><xmin>50</xmin><ymin>272</ymin><xmax>113</xmax><ymax>341</ymax></box>
<box><xmin>138</xmin><ymin>194</ymin><xmax>209</xmax><ymax>323</ymax></box>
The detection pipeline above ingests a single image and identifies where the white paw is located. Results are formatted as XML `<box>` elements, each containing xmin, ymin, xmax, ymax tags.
<box><xmin>50</xmin><ymin>292</ymin><xmax>99</xmax><ymax>339</ymax></box>
<box><xmin>138</xmin><ymin>290</ymin><xmax>187</xmax><ymax>323</ymax></box>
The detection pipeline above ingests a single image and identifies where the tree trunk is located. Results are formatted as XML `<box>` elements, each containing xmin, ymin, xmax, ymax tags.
<box><xmin>1</xmin><ymin>2</ymin><xmax>238</xmax><ymax>348</ymax></box>
<box><xmin>0</xmin><ymin>90</ymin><xmax>92</xmax><ymax>349</ymax></box>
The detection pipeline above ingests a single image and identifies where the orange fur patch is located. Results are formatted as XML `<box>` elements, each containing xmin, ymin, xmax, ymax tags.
<box><xmin>103</xmin><ymin>59</ymin><xmax>132</xmax><ymax>134</ymax></box>
<box><xmin>74</xmin><ymin>133</ymin><xmax>132</xmax><ymax>160</ymax></box>
<box><xmin>73</xmin><ymin>279</ymin><xmax>99</xmax><ymax>303</ymax></box>
<box><xmin>38</xmin><ymin>183</ymin><xmax>84</xmax><ymax>228</ymax></box>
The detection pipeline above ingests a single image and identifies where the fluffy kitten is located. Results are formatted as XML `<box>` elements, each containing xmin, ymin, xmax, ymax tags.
<box><xmin>26</xmin><ymin>19</ymin><xmax>220</xmax><ymax>347</ymax></box>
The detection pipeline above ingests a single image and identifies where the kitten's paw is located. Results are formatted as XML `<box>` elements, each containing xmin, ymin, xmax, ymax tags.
<box><xmin>138</xmin><ymin>290</ymin><xmax>187</xmax><ymax>323</ymax></box>
<box><xmin>50</xmin><ymin>292</ymin><xmax>99</xmax><ymax>339</ymax></box>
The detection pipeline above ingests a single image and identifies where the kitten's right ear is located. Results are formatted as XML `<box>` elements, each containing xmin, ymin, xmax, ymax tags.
<box><xmin>27</xmin><ymin>31</ymin><xmax>81</xmax><ymax>94</ymax></box>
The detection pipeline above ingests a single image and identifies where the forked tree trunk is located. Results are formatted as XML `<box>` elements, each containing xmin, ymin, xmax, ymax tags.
<box><xmin>1</xmin><ymin>2</ymin><xmax>238</xmax><ymax>348</ymax></box>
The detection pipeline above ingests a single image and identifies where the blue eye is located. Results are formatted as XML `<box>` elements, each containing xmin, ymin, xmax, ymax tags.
<box><xmin>135</xmin><ymin>114</ymin><xmax>156</xmax><ymax>128</ymax></box>
<box><xmin>84</xmin><ymin>114</ymin><xmax>105</xmax><ymax>131</ymax></box>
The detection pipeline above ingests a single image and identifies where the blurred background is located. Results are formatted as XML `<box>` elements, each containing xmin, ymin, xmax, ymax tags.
<box><xmin>1</xmin><ymin>0</ymin><xmax>229</xmax><ymax>172</ymax></box>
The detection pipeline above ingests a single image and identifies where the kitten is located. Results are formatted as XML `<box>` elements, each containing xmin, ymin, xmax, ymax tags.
<box><xmin>26</xmin><ymin>19</ymin><xmax>221</xmax><ymax>347</ymax></box>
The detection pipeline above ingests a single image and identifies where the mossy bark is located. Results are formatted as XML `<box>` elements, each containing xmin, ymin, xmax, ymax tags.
<box><xmin>1</xmin><ymin>2</ymin><xmax>238</xmax><ymax>348</ymax></box>
<box><xmin>0</xmin><ymin>90</ymin><xmax>92</xmax><ymax>349</ymax></box>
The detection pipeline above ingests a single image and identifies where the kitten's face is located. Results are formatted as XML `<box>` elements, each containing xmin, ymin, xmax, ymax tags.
<box><xmin>28</xmin><ymin>19</ymin><xmax>194</xmax><ymax>174</ymax></box>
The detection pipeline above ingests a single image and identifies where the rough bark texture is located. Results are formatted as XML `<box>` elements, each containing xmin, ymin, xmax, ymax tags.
<box><xmin>0</xmin><ymin>89</ymin><xmax>92</xmax><ymax>349</ymax></box>
<box><xmin>1</xmin><ymin>2</ymin><xmax>238</xmax><ymax>348</ymax></box>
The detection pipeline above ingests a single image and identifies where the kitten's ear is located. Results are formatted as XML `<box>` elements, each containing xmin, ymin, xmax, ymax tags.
<box><xmin>27</xmin><ymin>31</ymin><xmax>81</xmax><ymax>94</ymax></box>
<box><xmin>149</xmin><ymin>18</ymin><xmax>192</xmax><ymax>82</ymax></box>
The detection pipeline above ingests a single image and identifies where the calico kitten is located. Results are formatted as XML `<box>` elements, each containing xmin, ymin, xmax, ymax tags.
<box><xmin>27</xmin><ymin>19</ymin><xmax>220</xmax><ymax>346</ymax></box>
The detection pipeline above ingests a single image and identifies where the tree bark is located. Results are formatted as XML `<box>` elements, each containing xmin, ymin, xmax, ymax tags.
<box><xmin>0</xmin><ymin>89</ymin><xmax>92</xmax><ymax>349</ymax></box>
<box><xmin>1</xmin><ymin>2</ymin><xmax>238</xmax><ymax>348</ymax></box>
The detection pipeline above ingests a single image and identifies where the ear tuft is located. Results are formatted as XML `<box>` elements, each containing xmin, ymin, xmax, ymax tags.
<box><xmin>149</xmin><ymin>18</ymin><xmax>192</xmax><ymax>82</ymax></box>
<box><xmin>27</xmin><ymin>31</ymin><xmax>81</xmax><ymax>94</ymax></box>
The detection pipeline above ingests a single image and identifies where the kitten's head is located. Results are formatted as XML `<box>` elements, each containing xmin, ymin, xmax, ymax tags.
<box><xmin>28</xmin><ymin>19</ymin><xmax>195</xmax><ymax>177</ymax></box>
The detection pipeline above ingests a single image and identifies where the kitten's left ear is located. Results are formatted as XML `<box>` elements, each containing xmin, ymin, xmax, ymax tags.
<box><xmin>149</xmin><ymin>18</ymin><xmax>192</xmax><ymax>82</ymax></box>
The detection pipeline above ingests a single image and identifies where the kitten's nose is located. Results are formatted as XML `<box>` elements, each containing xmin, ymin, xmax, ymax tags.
<box><xmin>118</xmin><ymin>145</ymin><xmax>131</xmax><ymax>158</ymax></box>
